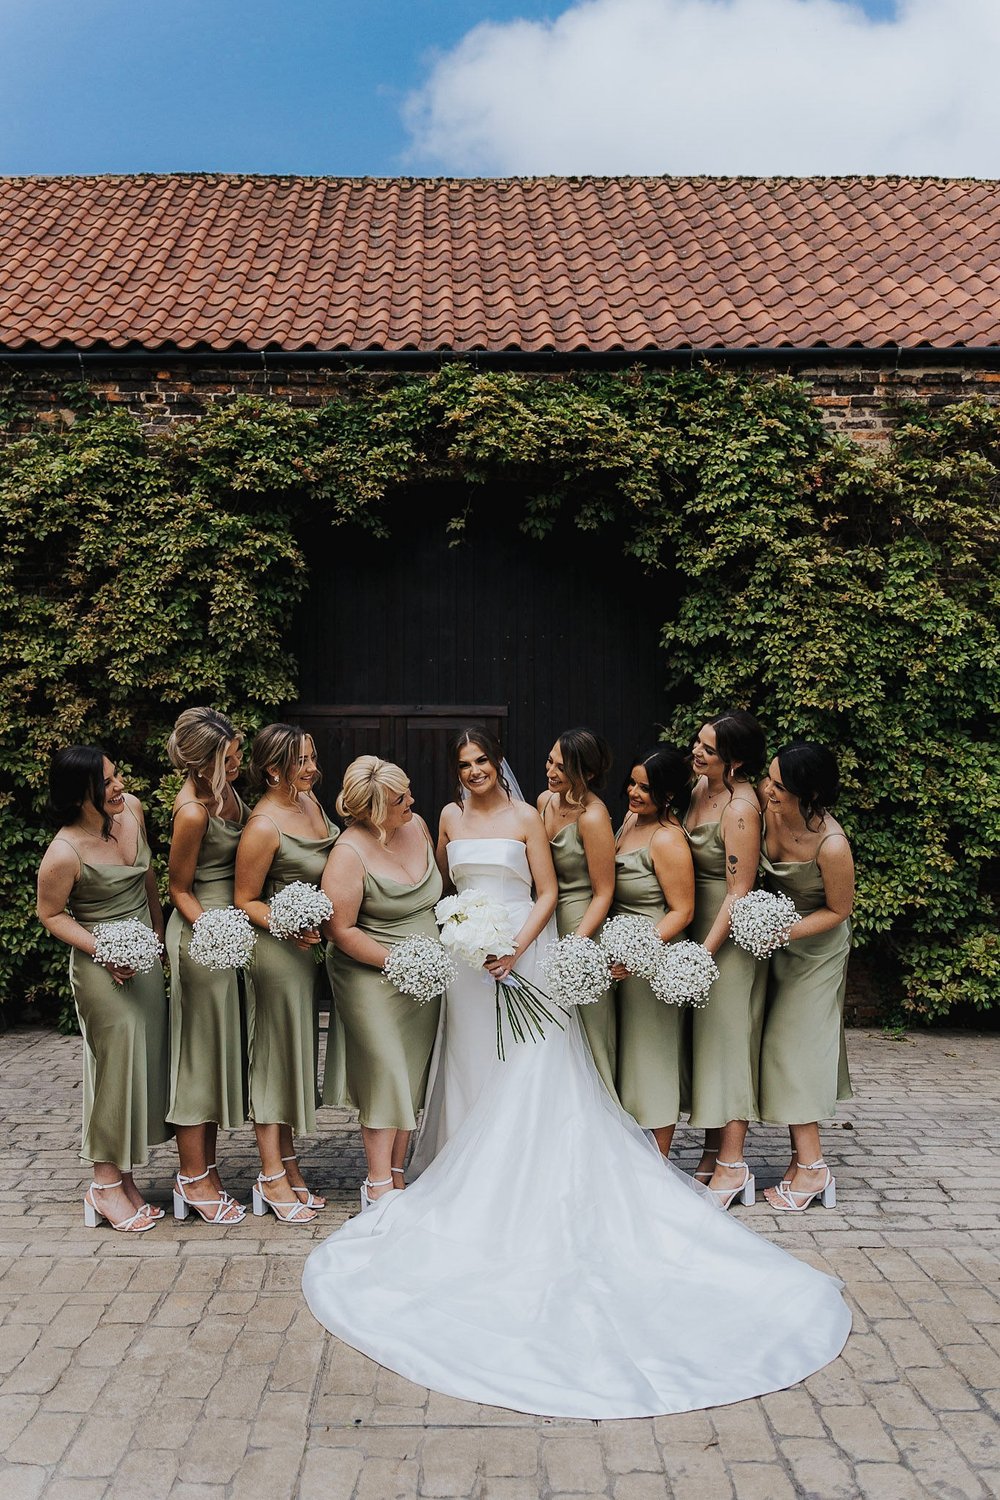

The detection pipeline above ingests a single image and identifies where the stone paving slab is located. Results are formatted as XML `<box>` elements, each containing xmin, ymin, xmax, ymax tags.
<box><xmin>1</xmin><ymin>1026</ymin><xmax>998</xmax><ymax>1498</ymax></box>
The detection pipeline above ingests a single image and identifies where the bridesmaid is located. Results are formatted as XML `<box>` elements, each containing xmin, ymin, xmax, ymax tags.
<box><xmin>612</xmin><ymin>747</ymin><xmax>695</xmax><ymax>1158</ymax></box>
<box><xmin>537</xmin><ymin>728</ymin><xmax>618</xmax><ymax>1098</ymax></box>
<box><xmin>685</xmin><ymin>710</ymin><xmax>767</xmax><ymax>1209</ymax></box>
<box><xmin>759</xmin><ymin>743</ymin><xmax>854</xmax><ymax>1212</ymax></box>
<box><xmin>235</xmin><ymin>724</ymin><xmax>338</xmax><ymax>1224</ymax></box>
<box><xmin>321</xmin><ymin>757</ymin><xmax>442</xmax><ymax>1208</ymax></box>
<box><xmin>36</xmin><ymin>747</ymin><xmax>170</xmax><ymax>1232</ymax></box>
<box><xmin>165</xmin><ymin>708</ymin><xmax>249</xmax><ymax>1225</ymax></box>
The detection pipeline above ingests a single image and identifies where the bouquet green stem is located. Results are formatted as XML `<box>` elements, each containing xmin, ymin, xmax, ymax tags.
<box><xmin>494</xmin><ymin>971</ymin><xmax>566</xmax><ymax>1061</ymax></box>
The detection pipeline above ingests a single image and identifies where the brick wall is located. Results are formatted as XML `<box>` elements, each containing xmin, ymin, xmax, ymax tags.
<box><xmin>4</xmin><ymin>358</ymin><xmax>1000</xmax><ymax>440</ymax></box>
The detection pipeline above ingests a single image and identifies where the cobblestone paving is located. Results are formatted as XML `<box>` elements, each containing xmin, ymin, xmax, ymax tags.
<box><xmin>1</xmin><ymin>1026</ymin><xmax>998</xmax><ymax>1499</ymax></box>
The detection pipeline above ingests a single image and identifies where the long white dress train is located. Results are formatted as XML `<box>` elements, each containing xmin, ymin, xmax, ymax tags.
<box><xmin>303</xmin><ymin>838</ymin><xmax>851</xmax><ymax>1419</ymax></box>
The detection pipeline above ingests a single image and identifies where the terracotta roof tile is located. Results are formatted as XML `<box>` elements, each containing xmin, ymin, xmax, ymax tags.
<box><xmin>1</xmin><ymin>174</ymin><xmax>998</xmax><ymax>353</ymax></box>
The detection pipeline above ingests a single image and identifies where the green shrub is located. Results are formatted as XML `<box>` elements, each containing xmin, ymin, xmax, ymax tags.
<box><xmin>1</xmin><ymin>366</ymin><xmax>996</xmax><ymax>1023</ymax></box>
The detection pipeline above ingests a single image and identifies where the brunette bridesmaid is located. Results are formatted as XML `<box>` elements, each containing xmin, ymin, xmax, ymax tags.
<box><xmin>612</xmin><ymin>747</ymin><xmax>695</xmax><ymax>1158</ymax></box>
<box><xmin>36</xmin><ymin>748</ymin><xmax>170</xmax><ymax>1232</ymax></box>
<box><xmin>759</xmin><ymin>743</ymin><xmax>854</xmax><ymax>1212</ymax></box>
<box><xmin>322</xmin><ymin>757</ymin><xmax>443</xmax><ymax>1207</ymax></box>
<box><xmin>165</xmin><ymin>708</ymin><xmax>249</xmax><ymax>1225</ymax></box>
<box><xmin>537</xmin><ymin>728</ymin><xmax>618</xmax><ymax>1098</ymax></box>
<box><xmin>685</xmin><ymin>710</ymin><xmax>767</xmax><ymax>1209</ymax></box>
<box><xmin>235</xmin><ymin>724</ymin><xmax>338</xmax><ymax>1224</ymax></box>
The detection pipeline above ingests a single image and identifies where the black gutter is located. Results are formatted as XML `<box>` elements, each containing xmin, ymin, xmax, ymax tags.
<box><xmin>2</xmin><ymin>346</ymin><xmax>1000</xmax><ymax>373</ymax></box>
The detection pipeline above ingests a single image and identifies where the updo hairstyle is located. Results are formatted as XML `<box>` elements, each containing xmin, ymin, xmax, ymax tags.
<box><xmin>626</xmin><ymin>746</ymin><xmax>691</xmax><ymax>819</ymax></box>
<box><xmin>708</xmin><ymin>710</ymin><xmax>766</xmax><ymax>792</ymax></box>
<box><xmin>49</xmin><ymin>746</ymin><xmax>114</xmax><ymax>840</ymax></box>
<box><xmin>775</xmin><ymin>741</ymin><xmax>840</xmax><ymax>829</ymax></box>
<box><xmin>555</xmin><ymin>727</ymin><xmax>613</xmax><ymax>807</ymax></box>
<box><xmin>450</xmin><ymin>726</ymin><xmax>511</xmax><ymax>806</ymax></box>
<box><xmin>247</xmin><ymin>723</ymin><xmax>319</xmax><ymax>798</ymax></box>
<box><xmin>336</xmin><ymin>756</ymin><xmax>410</xmax><ymax>844</ymax></box>
<box><xmin>167</xmin><ymin>707</ymin><xmax>242</xmax><ymax>814</ymax></box>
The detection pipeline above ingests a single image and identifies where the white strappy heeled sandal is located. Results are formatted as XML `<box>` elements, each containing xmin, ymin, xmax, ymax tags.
<box><xmin>281</xmin><ymin>1154</ymin><xmax>325</xmax><ymax>1209</ymax></box>
<box><xmin>251</xmin><ymin>1169</ymin><xmax>316</xmax><ymax>1224</ymax></box>
<box><xmin>84</xmin><ymin>1179</ymin><xmax>156</xmax><ymax>1233</ymax></box>
<box><xmin>706</xmin><ymin>1159</ymin><xmax>756</xmax><ymax>1210</ymax></box>
<box><xmin>173</xmin><ymin>1168</ymin><xmax>245</xmax><ymax>1224</ymax></box>
<box><xmin>360</xmin><ymin>1175</ymin><xmax>394</xmax><ymax>1211</ymax></box>
<box><xmin>770</xmin><ymin>1160</ymin><xmax>837</xmax><ymax>1212</ymax></box>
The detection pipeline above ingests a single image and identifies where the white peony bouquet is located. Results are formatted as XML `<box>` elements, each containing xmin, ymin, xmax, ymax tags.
<box><xmin>435</xmin><ymin>888</ymin><xmax>564</xmax><ymax>1060</ymax></box>
<box><xmin>188</xmin><ymin>906</ymin><xmax>257</xmax><ymax>971</ymax></box>
<box><xmin>541</xmin><ymin>934</ymin><xmax>610</xmax><ymax>1007</ymax></box>
<box><xmin>651</xmin><ymin>940</ymin><xmax>719</xmax><ymax>1008</ymax></box>
<box><xmin>267</xmin><ymin>881</ymin><xmax>333</xmax><ymax>940</ymax></box>
<box><xmin>383</xmin><ymin>934</ymin><xmax>456</xmax><ymax>1005</ymax></box>
<box><xmin>730</xmin><ymin>890</ymin><xmax>800</xmax><ymax>959</ymax></box>
<box><xmin>599</xmin><ymin>914</ymin><xmax>664</xmax><ymax>981</ymax></box>
<box><xmin>92</xmin><ymin>918</ymin><xmax>163</xmax><ymax>976</ymax></box>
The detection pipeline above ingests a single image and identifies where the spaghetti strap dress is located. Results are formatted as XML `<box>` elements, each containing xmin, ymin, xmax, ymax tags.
<box><xmin>549</xmin><ymin>819</ymin><xmax>618</xmax><ymax>1100</ymax></box>
<box><xmin>247</xmin><ymin>814</ymin><xmax>338</xmax><ymax>1136</ymax></box>
<box><xmin>759</xmin><ymin>834</ymin><xmax>853</xmax><ymax>1124</ymax></box>
<box><xmin>612</xmin><ymin>842</ymin><xmax>685</xmax><ymax>1128</ymax></box>
<box><xmin>165</xmin><ymin>794</ymin><xmax>252</xmax><ymax>1130</ymax></box>
<box><xmin>323</xmin><ymin>842</ymin><xmax>443</xmax><ymax>1127</ymax></box>
<box><xmin>61</xmin><ymin>819</ymin><xmax>171</xmax><ymax>1168</ymax></box>
<box><xmin>684</xmin><ymin>810</ymin><xmax>767</xmax><ymax>1128</ymax></box>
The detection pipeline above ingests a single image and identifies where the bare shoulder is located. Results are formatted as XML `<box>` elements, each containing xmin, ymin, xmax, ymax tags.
<box><xmin>39</xmin><ymin>835</ymin><xmax>79</xmax><ymax>880</ymax></box>
<box><xmin>817</xmin><ymin>820</ymin><xmax>851</xmax><ymax>857</ymax></box>
<box><xmin>124</xmin><ymin>792</ymin><xmax>146</xmax><ymax>821</ymax></box>
<box><xmin>172</xmin><ymin>798</ymin><xmax>210</xmax><ymax>831</ymax></box>
<box><xmin>514</xmin><ymin>800</ymin><xmax>544</xmax><ymax>834</ymax></box>
<box><xmin>412</xmin><ymin>813</ymin><xmax>434</xmax><ymax>843</ymax></box>
<box><xmin>650</xmin><ymin>821</ymin><xmax>688</xmax><ymax>853</ymax></box>
<box><xmin>438</xmin><ymin>802</ymin><xmax>463</xmax><ymax>838</ymax></box>
<box><xmin>580</xmin><ymin>796</ymin><xmax>612</xmax><ymax>830</ymax></box>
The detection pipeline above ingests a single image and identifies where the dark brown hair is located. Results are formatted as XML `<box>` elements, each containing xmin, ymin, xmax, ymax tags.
<box><xmin>449</xmin><ymin>726</ymin><xmax>511</xmax><ymax>806</ymax></box>
<box><xmin>554</xmin><ymin>727</ymin><xmax>613</xmax><ymax>807</ymax></box>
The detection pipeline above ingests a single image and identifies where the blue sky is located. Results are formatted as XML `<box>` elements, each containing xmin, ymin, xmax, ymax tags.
<box><xmin>2</xmin><ymin>0</ymin><xmax>992</xmax><ymax>179</ymax></box>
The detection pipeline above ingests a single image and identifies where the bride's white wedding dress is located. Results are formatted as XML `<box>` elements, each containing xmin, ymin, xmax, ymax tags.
<box><xmin>303</xmin><ymin>838</ymin><xmax>851</xmax><ymax>1419</ymax></box>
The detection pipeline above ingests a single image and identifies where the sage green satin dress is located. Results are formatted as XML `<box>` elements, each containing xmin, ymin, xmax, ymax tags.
<box><xmin>550</xmin><ymin>821</ymin><xmax>618</xmax><ymax>1101</ymax></box>
<box><xmin>247</xmin><ymin>814</ymin><xmax>338</xmax><ymax>1135</ymax></box>
<box><xmin>61</xmin><ymin>821</ymin><xmax>171</xmax><ymax>1169</ymax></box>
<box><xmin>323</xmin><ymin>843</ymin><xmax>443</xmax><ymax>1128</ymax></box>
<box><xmin>759</xmin><ymin>835</ymin><xmax>853</xmax><ymax>1124</ymax></box>
<box><xmin>684</xmin><ymin>814</ymin><xmax>767</xmax><ymax>1129</ymax></box>
<box><xmin>166</xmin><ymin>795</ymin><xmax>251</xmax><ymax>1130</ymax></box>
<box><xmin>612</xmin><ymin>845</ymin><xmax>685</xmax><ymax>1129</ymax></box>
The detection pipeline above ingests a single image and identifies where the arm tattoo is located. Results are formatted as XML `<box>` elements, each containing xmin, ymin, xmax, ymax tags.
<box><xmin>737</xmin><ymin>817</ymin><xmax>746</xmax><ymax>831</ymax></box>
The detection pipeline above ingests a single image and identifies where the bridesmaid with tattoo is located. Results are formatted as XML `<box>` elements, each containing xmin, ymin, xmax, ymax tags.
<box><xmin>537</xmin><ymin>728</ymin><xmax>617</xmax><ymax>1098</ymax></box>
<box><xmin>684</xmin><ymin>711</ymin><xmax>767</xmax><ymax>1208</ymax></box>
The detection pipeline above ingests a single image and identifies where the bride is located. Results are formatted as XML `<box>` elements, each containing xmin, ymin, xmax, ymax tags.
<box><xmin>303</xmin><ymin>727</ymin><xmax>851</xmax><ymax>1419</ymax></box>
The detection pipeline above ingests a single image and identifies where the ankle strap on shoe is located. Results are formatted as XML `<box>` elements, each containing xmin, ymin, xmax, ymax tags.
<box><xmin>390</xmin><ymin>1167</ymin><xmax>405</xmax><ymax>1176</ymax></box>
<box><xmin>281</xmin><ymin>1155</ymin><xmax>298</xmax><ymax>1164</ymax></box>
<box><xmin>715</xmin><ymin>1160</ymin><xmax>747</xmax><ymax>1169</ymax></box>
<box><xmin>364</xmin><ymin>1176</ymin><xmax>394</xmax><ymax>1189</ymax></box>
<box><xmin>177</xmin><ymin>1168</ymin><xmax>211</xmax><ymax>1187</ymax></box>
<box><xmin>90</xmin><ymin>1179</ymin><xmax>123</xmax><ymax>1191</ymax></box>
<box><xmin>803</xmin><ymin>1160</ymin><xmax>827</xmax><ymax>1170</ymax></box>
<box><xmin>258</xmin><ymin>1168</ymin><xmax>287</xmax><ymax>1184</ymax></box>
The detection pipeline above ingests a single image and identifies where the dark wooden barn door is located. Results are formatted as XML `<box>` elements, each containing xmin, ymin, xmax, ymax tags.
<box><xmin>292</xmin><ymin>485</ymin><xmax>675</xmax><ymax>826</ymax></box>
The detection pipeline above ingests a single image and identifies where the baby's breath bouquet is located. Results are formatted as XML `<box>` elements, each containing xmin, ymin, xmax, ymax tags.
<box><xmin>383</xmin><ymin>934</ymin><xmax>455</xmax><ymax>1005</ymax></box>
<box><xmin>435</xmin><ymin>888</ymin><xmax>564</xmax><ymax>1061</ymax></box>
<box><xmin>188</xmin><ymin>906</ymin><xmax>257</xmax><ymax>971</ymax></box>
<box><xmin>730</xmin><ymin>890</ymin><xmax>800</xmax><ymax>959</ymax></box>
<box><xmin>92</xmin><ymin>918</ymin><xmax>163</xmax><ymax>975</ymax></box>
<box><xmin>267</xmin><ymin>881</ymin><xmax>333</xmax><ymax>940</ymax></box>
<box><xmin>599</xmin><ymin>914</ymin><xmax>664</xmax><ymax>980</ymax></box>
<box><xmin>651</xmin><ymin>940</ymin><xmax>719</xmax><ymax>1008</ymax></box>
<box><xmin>541</xmin><ymin>934</ymin><xmax>609</xmax><ymax>1007</ymax></box>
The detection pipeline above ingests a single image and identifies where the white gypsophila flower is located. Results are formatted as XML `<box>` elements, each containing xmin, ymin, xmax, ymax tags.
<box><xmin>188</xmin><ymin>906</ymin><xmax>257</xmax><ymax>971</ymax></box>
<box><xmin>383</xmin><ymin>934</ymin><xmax>456</xmax><ymax>1005</ymax></box>
<box><xmin>92</xmin><ymin>918</ymin><xmax>163</xmax><ymax>974</ymax></box>
<box><xmin>651</xmin><ymin>940</ymin><xmax>719</xmax><ymax>1008</ymax></box>
<box><xmin>267</xmin><ymin>881</ymin><xmax>333</xmax><ymax>940</ymax></box>
<box><xmin>541</xmin><ymin>934</ymin><xmax>610</xmax><ymax>1007</ymax></box>
<box><xmin>599</xmin><ymin>913</ymin><xmax>664</xmax><ymax>980</ymax></box>
<box><xmin>730</xmin><ymin>889</ymin><xmax>801</xmax><ymax>959</ymax></box>
<box><xmin>435</xmin><ymin>887</ymin><xmax>517</xmax><ymax>967</ymax></box>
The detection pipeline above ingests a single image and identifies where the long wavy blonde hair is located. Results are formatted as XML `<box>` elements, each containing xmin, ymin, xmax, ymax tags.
<box><xmin>167</xmin><ymin>708</ymin><xmax>242</xmax><ymax>815</ymax></box>
<box><xmin>336</xmin><ymin>756</ymin><xmax>410</xmax><ymax>844</ymax></box>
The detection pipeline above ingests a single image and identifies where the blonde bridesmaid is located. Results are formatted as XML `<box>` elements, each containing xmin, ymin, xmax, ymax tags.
<box><xmin>760</xmin><ymin>743</ymin><xmax>854</xmax><ymax>1212</ymax></box>
<box><xmin>235</xmin><ymin>724</ymin><xmax>338</xmax><ymax>1224</ymax></box>
<box><xmin>685</xmin><ymin>710</ymin><xmax>767</xmax><ymax>1209</ymax></box>
<box><xmin>612</xmin><ymin>747</ymin><xmax>695</xmax><ymax>1158</ymax></box>
<box><xmin>537</xmin><ymin>728</ymin><xmax>618</xmax><ymax>1098</ymax></box>
<box><xmin>322</xmin><ymin>758</ymin><xmax>443</xmax><ymax>1208</ymax></box>
<box><xmin>165</xmin><ymin>708</ymin><xmax>249</xmax><ymax>1225</ymax></box>
<box><xmin>36</xmin><ymin>747</ymin><xmax>170</xmax><ymax>1232</ymax></box>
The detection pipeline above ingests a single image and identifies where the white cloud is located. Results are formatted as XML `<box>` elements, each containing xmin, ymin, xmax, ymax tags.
<box><xmin>402</xmin><ymin>0</ymin><xmax>1000</xmax><ymax>176</ymax></box>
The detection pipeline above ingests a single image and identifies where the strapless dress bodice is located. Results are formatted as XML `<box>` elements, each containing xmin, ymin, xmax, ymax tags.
<box><xmin>447</xmin><ymin>837</ymin><xmax>532</xmax><ymax>908</ymax></box>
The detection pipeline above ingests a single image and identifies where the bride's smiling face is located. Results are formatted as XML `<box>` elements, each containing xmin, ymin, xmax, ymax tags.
<box><xmin>457</xmin><ymin>743</ymin><xmax>497</xmax><ymax>798</ymax></box>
